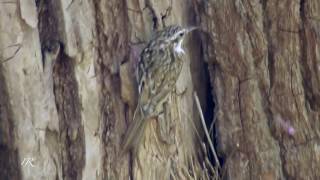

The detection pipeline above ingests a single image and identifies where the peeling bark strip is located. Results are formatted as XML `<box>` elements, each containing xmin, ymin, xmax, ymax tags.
<box><xmin>0</xmin><ymin>65</ymin><xmax>21</xmax><ymax>180</ymax></box>
<box><xmin>53</xmin><ymin>51</ymin><xmax>85</xmax><ymax>180</ymax></box>
<box><xmin>93</xmin><ymin>0</ymin><xmax>130</xmax><ymax>179</ymax></box>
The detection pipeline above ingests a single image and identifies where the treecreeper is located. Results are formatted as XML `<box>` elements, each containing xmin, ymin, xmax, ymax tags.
<box><xmin>121</xmin><ymin>25</ymin><xmax>197</xmax><ymax>156</ymax></box>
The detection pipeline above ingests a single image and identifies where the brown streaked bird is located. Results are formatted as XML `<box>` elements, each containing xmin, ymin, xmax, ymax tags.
<box><xmin>121</xmin><ymin>25</ymin><xmax>198</xmax><ymax>154</ymax></box>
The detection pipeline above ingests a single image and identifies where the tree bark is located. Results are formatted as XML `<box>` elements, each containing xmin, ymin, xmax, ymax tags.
<box><xmin>194</xmin><ymin>0</ymin><xmax>320</xmax><ymax>179</ymax></box>
<box><xmin>0</xmin><ymin>0</ymin><xmax>320</xmax><ymax>180</ymax></box>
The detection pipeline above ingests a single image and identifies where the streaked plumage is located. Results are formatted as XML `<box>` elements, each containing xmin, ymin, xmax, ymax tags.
<box><xmin>121</xmin><ymin>25</ymin><xmax>197</xmax><ymax>154</ymax></box>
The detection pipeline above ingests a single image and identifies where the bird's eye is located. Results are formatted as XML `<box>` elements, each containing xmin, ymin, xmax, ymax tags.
<box><xmin>179</xmin><ymin>32</ymin><xmax>184</xmax><ymax>37</ymax></box>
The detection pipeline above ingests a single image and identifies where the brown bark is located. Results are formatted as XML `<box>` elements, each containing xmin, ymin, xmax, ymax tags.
<box><xmin>1</xmin><ymin>0</ymin><xmax>320</xmax><ymax>179</ymax></box>
<box><xmin>194</xmin><ymin>0</ymin><xmax>320</xmax><ymax>179</ymax></box>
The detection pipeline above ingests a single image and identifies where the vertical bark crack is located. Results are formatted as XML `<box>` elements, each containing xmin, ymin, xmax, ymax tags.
<box><xmin>36</xmin><ymin>1</ymin><xmax>86</xmax><ymax>179</ymax></box>
<box><xmin>236</xmin><ymin>78</ymin><xmax>249</xmax><ymax>179</ymax></box>
<box><xmin>260</xmin><ymin>1</ymin><xmax>288</xmax><ymax>179</ymax></box>
<box><xmin>298</xmin><ymin>0</ymin><xmax>315</xmax><ymax>111</ymax></box>
<box><xmin>0</xmin><ymin>65</ymin><xmax>22</xmax><ymax>180</ymax></box>
<box><xmin>53</xmin><ymin>50</ymin><xmax>85</xmax><ymax>180</ymax></box>
<box><xmin>261</xmin><ymin>0</ymin><xmax>274</xmax><ymax>94</ymax></box>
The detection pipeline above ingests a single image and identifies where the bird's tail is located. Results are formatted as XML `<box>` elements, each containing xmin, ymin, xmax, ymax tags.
<box><xmin>121</xmin><ymin>107</ymin><xmax>148</xmax><ymax>155</ymax></box>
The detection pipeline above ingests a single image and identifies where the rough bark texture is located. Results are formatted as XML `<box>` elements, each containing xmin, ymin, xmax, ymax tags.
<box><xmin>194</xmin><ymin>0</ymin><xmax>320</xmax><ymax>179</ymax></box>
<box><xmin>0</xmin><ymin>0</ymin><xmax>320</xmax><ymax>180</ymax></box>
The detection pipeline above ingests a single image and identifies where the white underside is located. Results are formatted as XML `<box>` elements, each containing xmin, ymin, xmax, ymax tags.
<box><xmin>174</xmin><ymin>40</ymin><xmax>185</xmax><ymax>55</ymax></box>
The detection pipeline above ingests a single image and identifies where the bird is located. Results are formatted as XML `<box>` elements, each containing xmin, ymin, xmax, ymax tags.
<box><xmin>121</xmin><ymin>25</ymin><xmax>198</xmax><ymax>155</ymax></box>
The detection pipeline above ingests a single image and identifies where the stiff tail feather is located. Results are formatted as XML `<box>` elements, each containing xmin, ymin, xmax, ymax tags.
<box><xmin>121</xmin><ymin>107</ymin><xmax>148</xmax><ymax>155</ymax></box>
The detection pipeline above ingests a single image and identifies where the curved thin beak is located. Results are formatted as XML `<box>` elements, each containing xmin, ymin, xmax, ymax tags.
<box><xmin>186</xmin><ymin>26</ymin><xmax>200</xmax><ymax>33</ymax></box>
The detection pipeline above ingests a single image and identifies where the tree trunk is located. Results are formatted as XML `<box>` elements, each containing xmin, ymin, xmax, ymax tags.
<box><xmin>0</xmin><ymin>0</ymin><xmax>319</xmax><ymax>180</ymax></box>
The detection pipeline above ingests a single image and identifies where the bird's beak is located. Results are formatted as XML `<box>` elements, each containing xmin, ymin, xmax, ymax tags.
<box><xmin>186</xmin><ymin>26</ymin><xmax>200</xmax><ymax>33</ymax></box>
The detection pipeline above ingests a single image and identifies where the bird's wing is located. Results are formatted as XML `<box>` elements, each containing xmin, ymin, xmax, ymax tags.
<box><xmin>138</xmin><ymin>46</ymin><xmax>183</xmax><ymax>117</ymax></box>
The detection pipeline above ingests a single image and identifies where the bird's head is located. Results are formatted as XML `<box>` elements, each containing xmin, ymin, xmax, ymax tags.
<box><xmin>163</xmin><ymin>25</ymin><xmax>198</xmax><ymax>43</ymax></box>
<box><xmin>157</xmin><ymin>25</ymin><xmax>198</xmax><ymax>55</ymax></box>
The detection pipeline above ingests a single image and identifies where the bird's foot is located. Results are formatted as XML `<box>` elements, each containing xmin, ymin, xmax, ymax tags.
<box><xmin>157</xmin><ymin>112</ymin><xmax>174</xmax><ymax>145</ymax></box>
<box><xmin>175</xmin><ymin>86</ymin><xmax>187</xmax><ymax>96</ymax></box>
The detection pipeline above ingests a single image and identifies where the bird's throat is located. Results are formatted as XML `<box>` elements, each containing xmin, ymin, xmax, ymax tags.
<box><xmin>174</xmin><ymin>39</ymin><xmax>185</xmax><ymax>55</ymax></box>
